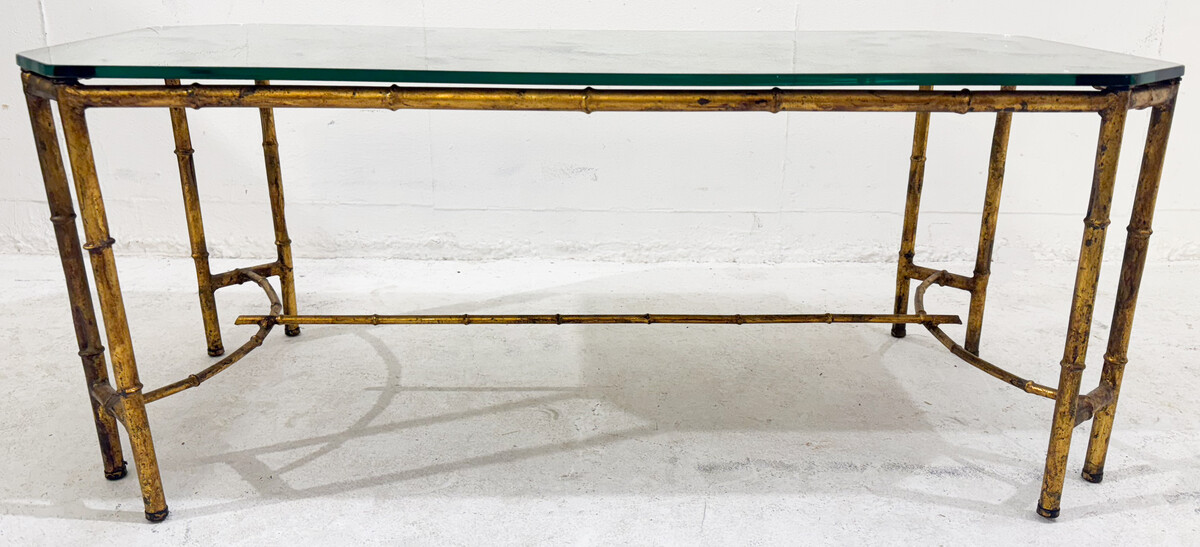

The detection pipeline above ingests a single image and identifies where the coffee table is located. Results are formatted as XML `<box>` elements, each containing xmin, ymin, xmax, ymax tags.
<box><xmin>16</xmin><ymin>25</ymin><xmax>1184</xmax><ymax>521</ymax></box>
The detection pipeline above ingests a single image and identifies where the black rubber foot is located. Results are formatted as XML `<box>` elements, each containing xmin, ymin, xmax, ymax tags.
<box><xmin>104</xmin><ymin>461</ymin><xmax>128</xmax><ymax>480</ymax></box>
<box><xmin>1036</xmin><ymin>505</ymin><xmax>1060</xmax><ymax>519</ymax></box>
<box><xmin>1082</xmin><ymin>470</ymin><xmax>1103</xmax><ymax>483</ymax></box>
<box><xmin>207</xmin><ymin>346</ymin><xmax>225</xmax><ymax>357</ymax></box>
<box><xmin>285</xmin><ymin>326</ymin><xmax>301</xmax><ymax>337</ymax></box>
<box><xmin>891</xmin><ymin>325</ymin><xmax>907</xmax><ymax>338</ymax></box>
<box><xmin>145</xmin><ymin>507</ymin><xmax>169</xmax><ymax>523</ymax></box>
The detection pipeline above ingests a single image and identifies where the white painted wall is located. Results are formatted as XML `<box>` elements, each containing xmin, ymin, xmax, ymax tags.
<box><xmin>3</xmin><ymin>1</ymin><xmax>1198</xmax><ymax>263</ymax></box>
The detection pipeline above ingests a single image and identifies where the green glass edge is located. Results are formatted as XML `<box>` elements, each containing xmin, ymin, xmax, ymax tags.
<box><xmin>16</xmin><ymin>53</ymin><xmax>1185</xmax><ymax>88</ymax></box>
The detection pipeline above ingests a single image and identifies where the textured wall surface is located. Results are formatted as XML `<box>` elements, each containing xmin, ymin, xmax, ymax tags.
<box><xmin>3</xmin><ymin>1</ymin><xmax>1197</xmax><ymax>263</ymax></box>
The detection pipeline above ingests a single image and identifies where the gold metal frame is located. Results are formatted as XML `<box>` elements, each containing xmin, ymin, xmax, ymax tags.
<box><xmin>21</xmin><ymin>71</ymin><xmax>1180</xmax><ymax>522</ymax></box>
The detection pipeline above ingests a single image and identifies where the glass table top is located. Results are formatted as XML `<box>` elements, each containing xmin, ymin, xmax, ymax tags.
<box><xmin>16</xmin><ymin>25</ymin><xmax>1184</xmax><ymax>87</ymax></box>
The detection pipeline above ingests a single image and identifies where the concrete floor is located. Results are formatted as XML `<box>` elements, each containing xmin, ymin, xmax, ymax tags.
<box><xmin>0</xmin><ymin>255</ymin><xmax>1197</xmax><ymax>544</ymax></box>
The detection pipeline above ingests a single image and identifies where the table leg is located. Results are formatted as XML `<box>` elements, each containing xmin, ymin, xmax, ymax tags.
<box><xmin>1037</xmin><ymin>93</ymin><xmax>1130</xmax><ymax>519</ymax></box>
<box><xmin>58</xmin><ymin>102</ymin><xmax>169</xmax><ymax>522</ymax></box>
<box><xmin>23</xmin><ymin>80</ymin><xmax>127</xmax><ymax>481</ymax></box>
<box><xmin>256</xmin><ymin>80</ymin><xmax>300</xmax><ymax>337</ymax></box>
<box><xmin>964</xmin><ymin>87</ymin><xmax>1015</xmax><ymax>355</ymax></box>
<box><xmin>166</xmin><ymin>79</ymin><xmax>224</xmax><ymax>357</ymax></box>
<box><xmin>1082</xmin><ymin>85</ymin><xmax>1178</xmax><ymax>483</ymax></box>
<box><xmin>892</xmin><ymin>85</ymin><xmax>933</xmax><ymax>338</ymax></box>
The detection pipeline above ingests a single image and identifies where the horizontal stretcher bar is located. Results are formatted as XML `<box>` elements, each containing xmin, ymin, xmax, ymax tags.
<box><xmin>51</xmin><ymin>85</ymin><xmax>1118</xmax><ymax>112</ymax></box>
<box><xmin>16</xmin><ymin>70</ymin><xmax>1173</xmax><ymax>114</ymax></box>
<box><xmin>235</xmin><ymin>313</ymin><xmax>962</xmax><ymax>326</ymax></box>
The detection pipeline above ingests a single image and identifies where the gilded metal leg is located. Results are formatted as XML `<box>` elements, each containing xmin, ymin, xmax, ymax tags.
<box><xmin>1037</xmin><ymin>93</ymin><xmax>1130</xmax><ymax>519</ymax></box>
<box><xmin>256</xmin><ymin>80</ymin><xmax>300</xmax><ymax>337</ymax></box>
<box><xmin>57</xmin><ymin>101</ymin><xmax>169</xmax><ymax>522</ymax></box>
<box><xmin>1081</xmin><ymin>84</ymin><xmax>1179</xmax><ymax>484</ymax></box>
<box><xmin>23</xmin><ymin>76</ymin><xmax>127</xmax><ymax>481</ymax></box>
<box><xmin>965</xmin><ymin>86</ymin><xmax>1015</xmax><ymax>355</ymax></box>
<box><xmin>892</xmin><ymin>85</ymin><xmax>933</xmax><ymax>338</ymax></box>
<box><xmin>166</xmin><ymin>79</ymin><xmax>224</xmax><ymax>357</ymax></box>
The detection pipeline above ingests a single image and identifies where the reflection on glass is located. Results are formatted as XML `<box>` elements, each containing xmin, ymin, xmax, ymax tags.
<box><xmin>17</xmin><ymin>25</ymin><xmax>1184</xmax><ymax>86</ymax></box>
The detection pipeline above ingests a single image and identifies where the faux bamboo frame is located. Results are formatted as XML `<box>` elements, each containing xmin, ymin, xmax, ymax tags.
<box><xmin>21</xmin><ymin>70</ymin><xmax>1179</xmax><ymax>522</ymax></box>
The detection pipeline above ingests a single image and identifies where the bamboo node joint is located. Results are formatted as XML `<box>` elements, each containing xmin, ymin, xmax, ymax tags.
<box><xmin>1127</xmin><ymin>227</ymin><xmax>1153</xmax><ymax>239</ymax></box>
<box><xmin>582</xmin><ymin>87</ymin><xmax>594</xmax><ymax>114</ymax></box>
<box><xmin>187</xmin><ymin>83</ymin><xmax>202</xmax><ymax>109</ymax></box>
<box><xmin>82</xmin><ymin>237</ymin><xmax>115</xmax><ymax>253</ymax></box>
<box><xmin>1103</xmin><ymin>353</ymin><xmax>1129</xmax><ymax>367</ymax></box>
<box><xmin>49</xmin><ymin>213</ymin><xmax>76</xmax><ymax>225</ymax></box>
<box><xmin>78</xmin><ymin>346</ymin><xmax>106</xmax><ymax>358</ymax></box>
<box><xmin>387</xmin><ymin>84</ymin><xmax>401</xmax><ymax>111</ymax></box>
<box><xmin>118</xmin><ymin>383</ymin><xmax>144</xmax><ymax>397</ymax></box>
<box><xmin>1058</xmin><ymin>359</ymin><xmax>1086</xmax><ymax>372</ymax></box>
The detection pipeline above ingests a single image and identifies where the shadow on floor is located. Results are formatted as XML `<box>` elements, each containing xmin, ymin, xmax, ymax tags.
<box><xmin>3</xmin><ymin>267</ymin><xmax>1197</xmax><ymax>524</ymax></box>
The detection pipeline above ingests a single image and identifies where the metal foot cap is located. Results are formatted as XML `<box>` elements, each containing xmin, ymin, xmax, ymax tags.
<box><xmin>104</xmin><ymin>461</ymin><xmax>127</xmax><ymax>480</ymax></box>
<box><xmin>1036</xmin><ymin>505</ymin><xmax>1060</xmax><ymax>519</ymax></box>
<box><xmin>145</xmin><ymin>507</ymin><xmax>169</xmax><ymax>523</ymax></box>
<box><xmin>207</xmin><ymin>346</ymin><xmax>225</xmax><ymax>357</ymax></box>
<box><xmin>890</xmin><ymin>325</ymin><xmax>907</xmax><ymax>338</ymax></box>
<box><xmin>285</xmin><ymin>326</ymin><xmax>301</xmax><ymax>337</ymax></box>
<box><xmin>1082</xmin><ymin>470</ymin><xmax>1103</xmax><ymax>483</ymax></box>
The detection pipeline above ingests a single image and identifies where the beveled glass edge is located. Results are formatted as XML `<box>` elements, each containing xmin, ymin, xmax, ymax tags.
<box><xmin>16</xmin><ymin>54</ymin><xmax>1186</xmax><ymax>88</ymax></box>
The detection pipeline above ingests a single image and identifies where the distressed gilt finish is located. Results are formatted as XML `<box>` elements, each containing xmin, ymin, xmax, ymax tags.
<box><xmin>890</xmin><ymin>85</ymin><xmax>933</xmax><ymax>339</ymax></box>
<box><xmin>235</xmin><ymin>312</ymin><xmax>962</xmax><ymax>326</ymax></box>
<box><xmin>166</xmin><ymin>79</ymin><xmax>224</xmax><ymax>357</ymax></box>
<box><xmin>53</xmin><ymin>92</ymin><xmax>170</xmax><ymax>522</ymax></box>
<box><xmin>255</xmin><ymin>80</ymin><xmax>301</xmax><ymax>338</ymax></box>
<box><xmin>1037</xmin><ymin>96</ymin><xmax>1131</xmax><ymax>519</ymax></box>
<box><xmin>965</xmin><ymin>85</ymin><xmax>1016</xmax><ymax>356</ymax></box>
<box><xmin>22</xmin><ymin>90</ymin><xmax>127</xmax><ymax>481</ymax></box>
<box><xmin>1082</xmin><ymin>91</ymin><xmax>1178</xmax><ymax>483</ymax></box>
<box><xmin>20</xmin><ymin>70</ymin><xmax>1179</xmax><ymax>522</ymax></box>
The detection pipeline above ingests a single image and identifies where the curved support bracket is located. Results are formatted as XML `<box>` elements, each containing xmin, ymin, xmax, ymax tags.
<box><xmin>142</xmin><ymin>269</ymin><xmax>282</xmax><ymax>404</ymax></box>
<box><xmin>914</xmin><ymin>271</ymin><xmax>1058</xmax><ymax>399</ymax></box>
<box><xmin>136</xmin><ymin>267</ymin><xmax>1055</xmax><ymax>404</ymax></box>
